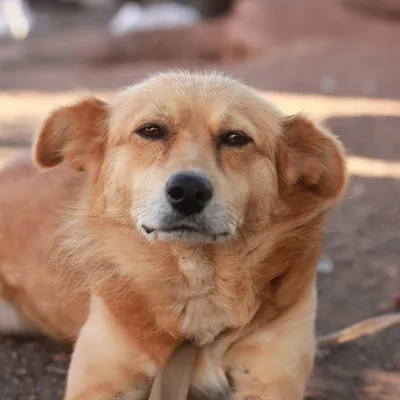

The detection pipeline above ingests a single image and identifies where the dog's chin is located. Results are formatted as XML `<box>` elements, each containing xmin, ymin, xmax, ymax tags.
<box><xmin>141</xmin><ymin>225</ymin><xmax>231</xmax><ymax>244</ymax></box>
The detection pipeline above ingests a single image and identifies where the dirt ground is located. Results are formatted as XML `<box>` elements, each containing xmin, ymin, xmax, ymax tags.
<box><xmin>0</xmin><ymin>0</ymin><xmax>400</xmax><ymax>399</ymax></box>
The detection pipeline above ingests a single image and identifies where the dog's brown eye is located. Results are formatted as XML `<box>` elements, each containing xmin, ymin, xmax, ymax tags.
<box><xmin>219</xmin><ymin>131</ymin><xmax>252</xmax><ymax>147</ymax></box>
<box><xmin>136</xmin><ymin>124</ymin><xmax>167</xmax><ymax>140</ymax></box>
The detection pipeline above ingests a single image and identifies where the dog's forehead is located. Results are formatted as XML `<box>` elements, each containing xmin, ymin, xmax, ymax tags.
<box><xmin>111</xmin><ymin>73</ymin><xmax>282</xmax><ymax>134</ymax></box>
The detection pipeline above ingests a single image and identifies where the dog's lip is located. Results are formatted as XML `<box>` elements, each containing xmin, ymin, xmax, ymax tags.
<box><xmin>142</xmin><ymin>224</ymin><xmax>229</xmax><ymax>237</ymax></box>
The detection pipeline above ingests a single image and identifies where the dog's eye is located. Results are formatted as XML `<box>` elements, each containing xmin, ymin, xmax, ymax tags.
<box><xmin>219</xmin><ymin>131</ymin><xmax>252</xmax><ymax>147</ymax></box>
<box><xmin>136</xmin><ymin>124</ymin><xmax>167</xmax><ymax>140</ymax></box>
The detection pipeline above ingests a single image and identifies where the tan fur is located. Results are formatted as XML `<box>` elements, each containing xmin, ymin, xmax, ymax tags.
<box><xmin>0</xmin><ymin>71</ymin><xmax>347</xmax><ymax>400</ymax></box>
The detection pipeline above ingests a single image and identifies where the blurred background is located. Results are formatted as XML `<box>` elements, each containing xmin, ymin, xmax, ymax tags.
<box><xmin>1</xmin><ymin>0</ymin><xmax>400</xmax><ymax>399</ymax></box>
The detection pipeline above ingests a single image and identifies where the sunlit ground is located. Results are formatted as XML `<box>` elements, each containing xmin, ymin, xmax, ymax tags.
<box><xmin>1</xmin><ymin>90</ymin><xmax>400</xmax><ymax>178</ymax></box>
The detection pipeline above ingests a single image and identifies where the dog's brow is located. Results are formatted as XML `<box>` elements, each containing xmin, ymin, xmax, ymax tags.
<box><xmin>217</xmin><ymin>112</ymin><xmax>255</xmax><ymax>135</ymax></box>
<box><xmin>145</xmin><ymin>94</ymin><xmax>169</xmax><ymax>115</ymax></box>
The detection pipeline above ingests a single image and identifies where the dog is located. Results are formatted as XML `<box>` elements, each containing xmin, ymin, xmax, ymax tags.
<box><xmin>0</xmin><ymin>71</ymin><xmax>347</xmax><ymax>400</ymax></box>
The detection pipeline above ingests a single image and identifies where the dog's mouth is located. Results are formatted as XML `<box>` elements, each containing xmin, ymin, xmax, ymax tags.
<box><xmin>142</xmin><ymin>224</ymin><xmax>230</xmax><ymax>243</ymax></box>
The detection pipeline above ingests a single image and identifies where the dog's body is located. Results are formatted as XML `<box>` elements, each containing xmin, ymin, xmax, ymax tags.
<box><xmin>0</xmin><ymin>154</ymin><xmax>88</xmax><ymax>338</ymax></box>
<box><xmin>0</xmin><ymin>72</ymin><xmax>347</xmax><ymax>400</ymax></box>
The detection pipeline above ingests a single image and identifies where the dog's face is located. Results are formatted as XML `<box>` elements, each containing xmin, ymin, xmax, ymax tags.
<box><xmin>106</xmin><ymin>73</ymin><xmax>283</xmax><ymax>244</ymax></box>
<box><xmin>33</xmin><ymin>72</ymin><xmax>347</xmax><ymax>245</ymax></box>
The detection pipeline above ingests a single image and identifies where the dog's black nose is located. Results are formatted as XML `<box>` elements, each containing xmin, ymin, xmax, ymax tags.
<box><xmin>166</xmin><ymin>173</ymin><xmax>213</xmax><ymax>216</ymax></box>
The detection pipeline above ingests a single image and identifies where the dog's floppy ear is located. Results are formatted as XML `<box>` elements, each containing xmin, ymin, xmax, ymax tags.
<box><xmin>277</xmin><ymin>114</ymin><xmax>347</xmax><ymax>203</ymax></box>
<box><xmin>33</xmin><ymin>97</ymin><xmax>108</xmax><ymax>172</ymax></box>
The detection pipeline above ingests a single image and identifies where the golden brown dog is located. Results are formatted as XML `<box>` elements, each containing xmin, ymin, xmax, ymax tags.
<box><xmin>0</xmin><ymin>71</ymin><xmax>347</xmax><ymax>400</ymax></box>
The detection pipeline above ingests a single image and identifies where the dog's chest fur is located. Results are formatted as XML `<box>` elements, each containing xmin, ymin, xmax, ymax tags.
<box><xmin>168</xmin><ymin>249</ymin><xmax>254</xmax><ymax>346</ymax></box>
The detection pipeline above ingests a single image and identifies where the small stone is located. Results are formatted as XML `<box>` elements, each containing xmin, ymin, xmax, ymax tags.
<box><xmin>316</xmin><ymin>348</ymin><xmax>331</xmax><ymax>359</ymax></box>
<box><xmin>317</xmin><ymin>256</ymin><xmax>335</xmax><ymax>274</ymax></box>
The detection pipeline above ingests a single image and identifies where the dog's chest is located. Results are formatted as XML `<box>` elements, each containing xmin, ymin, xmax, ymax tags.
<box><xmin>173</xmin><ymin>253</ymin><xmax>248</xmax><ymax>346</ymax></box>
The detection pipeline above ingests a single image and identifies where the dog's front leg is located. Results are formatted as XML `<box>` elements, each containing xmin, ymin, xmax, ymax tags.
<box><xmin>224</xmin><ymin>284</ymin><xmax>317</xmax><ymax>400</ymax></box>
<box><xmin>64</xmin><ymin>296</ymin><xmax>175</xmax><ymax>400</ymax></box>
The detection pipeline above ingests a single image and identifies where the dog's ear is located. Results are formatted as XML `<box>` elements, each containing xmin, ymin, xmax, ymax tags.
<box><xmin>33</xmin><ymin>97</ymin><xmax>108</xmax><ymax>172</ymax></box>
<box><xmin>277</xmin><ymin>114</ymin><xmax>347</xmax><ymax>203</ymax></box>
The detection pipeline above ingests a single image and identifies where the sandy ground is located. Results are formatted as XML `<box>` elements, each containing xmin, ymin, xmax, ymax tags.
<box><xmin>0</xmin><ymin>0</ymin><xmax>400</xmax><ymax>399</ymax></box>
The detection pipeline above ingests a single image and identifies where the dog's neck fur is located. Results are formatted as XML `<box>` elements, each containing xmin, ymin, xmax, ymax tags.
<box><xmin>60</xmin><ymin>190</ymin><xmax>323</xmax><ymax>348</ymax></box>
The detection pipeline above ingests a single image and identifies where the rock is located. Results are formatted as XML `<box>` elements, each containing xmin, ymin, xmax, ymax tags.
<box><xmin>317</xmin><ymin>255</ymin><xmax>335</xmax><ymax>274</ymax></box>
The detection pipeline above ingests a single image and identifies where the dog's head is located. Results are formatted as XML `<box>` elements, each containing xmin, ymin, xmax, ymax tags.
<box><xmin>33</xmin><ymin>72</ymin><xmax>347</xmax><ymax>245</ymax></box>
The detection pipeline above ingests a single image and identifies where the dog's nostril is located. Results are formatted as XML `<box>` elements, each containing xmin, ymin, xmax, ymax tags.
<box><xmin>168</xmin><ymin>185</ymin><xmax>185</xmax><ymax>202</ymax></box>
